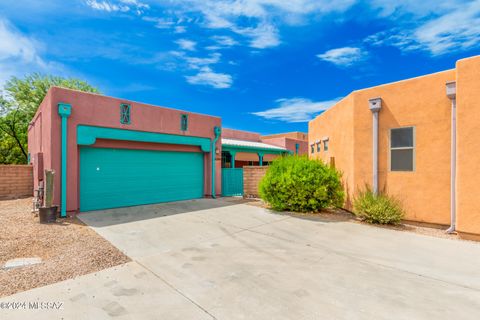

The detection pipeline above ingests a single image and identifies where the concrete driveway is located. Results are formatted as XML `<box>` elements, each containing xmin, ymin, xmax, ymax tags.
<box><xmin>2</xmin><ymin>198</ymin><xmax>480</xmax><ymax>319</ymax></box>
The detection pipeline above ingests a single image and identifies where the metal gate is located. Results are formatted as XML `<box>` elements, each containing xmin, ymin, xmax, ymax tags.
<box><xmin>221</xmin><ymin>168</ymin><xmax>244</xmax><ymax>196</ymax></box>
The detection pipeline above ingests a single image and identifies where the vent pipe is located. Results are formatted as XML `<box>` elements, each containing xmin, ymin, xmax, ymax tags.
<box><xmin>369</xmin><ymin>98</ymin><xmax>382</xmax><ymax>194</ymax></box>
<box><xmin>446</xmin><ymin>81</ymin><xmax>457</xmax><ymax>234</ymax></box>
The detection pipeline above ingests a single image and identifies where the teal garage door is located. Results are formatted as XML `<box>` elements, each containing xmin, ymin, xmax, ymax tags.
<box><xmin>80</xmin><ymin>147</ymin><xmax>204</xmax><ymax>212</ymax></box>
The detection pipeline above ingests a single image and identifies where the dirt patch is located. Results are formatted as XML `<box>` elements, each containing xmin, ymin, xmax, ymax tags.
<box><xmin>246</xmin><ymin>198</ymin><xmax>467</xmax><ymax>242</ymax></box>
<box><xmin>0</xmin><ymin>198</ymin><xmax>130</xmax><ymax>298</ymax></box>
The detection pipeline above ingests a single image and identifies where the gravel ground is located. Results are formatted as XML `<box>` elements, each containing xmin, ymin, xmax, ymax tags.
<box><xmin>0</xmin><ymin>198</ymin><xmax>130</xmax><ymax>298</ymax></box>
<box><xmin>246</xmin><ymin>199</ymin><xmax>470</xmax><ymax>242</ymax></box>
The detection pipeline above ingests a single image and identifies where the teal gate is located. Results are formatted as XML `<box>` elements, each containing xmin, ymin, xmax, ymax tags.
<box><xmin>221</xmin><ymin>168</ymin><xmax>244</xmax><ymax>196</ymax></box>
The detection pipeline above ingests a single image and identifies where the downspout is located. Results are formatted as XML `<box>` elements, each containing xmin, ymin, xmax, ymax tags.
<box><xmin>446</xmin><ymin>82</ymin><xmax>457</xmax><ymax>233</ymax></box>
<box><xmin>58</xmin><ymin>103</ymin><xmax>72</xmax><ymax>217</ymax></box>
<box><xmin>211</xmin><ymin>126</ymin><xmax>221</xmax><ymax>198</ymax></box>
<box><xmin>369</xmin><ymin>98</ymin><xmax>382</xmax><ymax>194</ymax></box>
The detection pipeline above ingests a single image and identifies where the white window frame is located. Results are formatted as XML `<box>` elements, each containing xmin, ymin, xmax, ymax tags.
<box><xmin>389</xmin><ymin>126</ymin><xmax>415</xmax><ymax>172</ymax></box>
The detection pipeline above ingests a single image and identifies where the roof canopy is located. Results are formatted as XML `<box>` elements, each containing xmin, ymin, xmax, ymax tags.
<box><xmin>221</xmin><ymin>138</ymin><xmax>290</xmax><ymax>155</ymax></box>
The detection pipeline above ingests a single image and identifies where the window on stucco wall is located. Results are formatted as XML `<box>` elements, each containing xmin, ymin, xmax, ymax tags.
<box><xmin>310</xmin><ymin>144</ymin><xmax>314</xmax><ymax>154</ymax></box>
<box><xmin>120</xmin><ymin>104</ymin><xmax>131</xmax><ymax>124</ymax></box>
<box><xmin>323</xmin><ymin>139</ymin><xmax>329</xmax><ymax>152</ymax></box>
<box><xmin>181</xmin><ymin>114</ymin><xmax>188</xmax><ymax>131</ymax></box>
<box><xmin>390</xmin><ymin>127</ymin><xmax>415</xmax><ymax>171</ymax></box>
<box><xmin>316</xmin><ymin>142</ymin><xmax>321</xmax><ymax>152</ymax></box>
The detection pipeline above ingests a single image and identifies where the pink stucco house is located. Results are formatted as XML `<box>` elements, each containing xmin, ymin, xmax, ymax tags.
<box><xmin>28</xmin><ymin>87</ymin><xmax>295</xmax><ymax>215</ymax></box>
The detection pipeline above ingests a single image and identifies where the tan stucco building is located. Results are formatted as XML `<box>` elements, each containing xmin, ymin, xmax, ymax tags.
<box><xmin>309</xmin><ymin>55</ymin><xmax>480</xmax><ymax>239</ymax></box>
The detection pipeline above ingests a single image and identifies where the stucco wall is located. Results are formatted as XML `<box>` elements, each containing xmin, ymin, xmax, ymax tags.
<box><xmin>28</xmin><ymin>87</ymin><xmax>221</xmax><ymax>213</ymax></box>
<box><xmin>309</xmin><ymin>95</ymin><xmax>355</xmax><ymax>208</ymax></box>
<box><xmin>261</xmin><ymin>132</ymin><xmax>307</xmax><ymax>141</ymax></box>
<box><xmin>309</xmin><ymin>69</ymin><xmax>456</xmax><ymax>225</ymax></box>
<box><xmin>28</xmin><ymin>90</ymin><xmax>53</xmax><ymax>187</ymax></box>
<box><xmin>261</xmin><ymin>137</ymin><xmax>308</xmax><ymax>156</ymax></box>
<box><xmin>456</xmin><ymin>56</ymin><xmax>480</xmax><ymax>236</ymax></box>
<box><xmin>222</xmin><ymin>128</ymin><xmax>261</xmax><ymax>142</ymax></box>
<box><xmin>353</xmin><ymin>70</ymin><xmax>455</xmax><ymax>224</ymax></box>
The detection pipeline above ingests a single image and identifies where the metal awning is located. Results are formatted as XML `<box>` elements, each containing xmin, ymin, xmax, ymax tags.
<box><xmin>221</xmin><ymin>138</ymin><xmax>290</xmax><ymax>154</ymax></box>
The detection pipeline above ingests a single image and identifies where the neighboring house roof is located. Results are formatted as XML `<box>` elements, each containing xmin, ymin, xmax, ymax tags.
<box><xmin>261</xmin><ymin>131</ymin><xmax>308</xmax><ymax>141</ymax></box>
<box><xmin>221</xmin><ymin>138</ymin><xmax>288</xmax><ymax>151</ymax></box>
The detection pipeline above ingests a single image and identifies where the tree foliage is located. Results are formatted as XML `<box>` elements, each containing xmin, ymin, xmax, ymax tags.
<box><xmin>259</xmin><ymin>155</ymin><xmax>345</xmax><ymax>212</ymax></box>
<box><xmin>0</xmin><ymin>74</ymin><xmax>100</xmax><ymax>164</ymax></box>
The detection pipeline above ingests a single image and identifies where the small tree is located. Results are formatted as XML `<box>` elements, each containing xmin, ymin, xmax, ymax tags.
<box><xmin>0</xmin><ymin>74</ymin><xmax>100</xmax><ymax>164</ymax></box>
<box><xmin>259</xmin><ymin>155</ymin><xmax>344</xmax><ymax>212</ymax></box>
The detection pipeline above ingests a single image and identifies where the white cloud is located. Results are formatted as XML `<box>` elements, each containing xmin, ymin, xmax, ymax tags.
<box><xmin>85</xmin><ymin>0</ymin><xmax>149</xmax><ymax>15</ymax></box>
<box><xmin>185</xmin><ymin>53</ymin><xmax>221</xmax><ymax>69</ymax></box>
<box><xmin>413</xmin><ymin>1</ymin><xmax>480</xmax><ymax>55</ymax></box>
<box><xmin>206</xmin><ymin>35</ymin><xmax>239</xmax><ymax>50</ymax></box>
<box><xmin>364</xmin><ymin>31</ymin><xmax>419</xmax><ymax>51</ymax></box>
<box><xmin>317</xmin><ymin>47</ymin><xmax>365</xmax><ymax>66</ymax></box>
<box><xmin>252</xmin><ymin>97</ymin><xmax>340</xmax><ymax>122</ymax></box>
<box><xmin>369</xmin><ymin>0</ymin><xmax>462</xmax><ymax>18</ymax></box>
<box><xmin>0</xmin><ymin>19</ymin><xmax>40</xmax><ymax>63</ymax></box>
<box><xmin>233</xmin><ymin>23</ymin><xmax>280</xmax><ymax>49</ymax></box>
<box><xmin>365</xmin><ymin>1</ymin><xmax>480</xmax><ymax>56</ymax></box>
<box><xmin>86</xmin><ymin>0</ymin><xmax>129</xmax><ymax>12</ymax></box>
<box><xmin>146</xmin><ymin>0</ymin><xmax>355</xmax><ymax>49</ymax></box>
<box><xmin>0</xmin><ymin>18</ymin><xmax>53</xmax><ymax>87</ymax></box>
<box><xmin>212</xmin><ymin>35</ymin><xmax>238</xmax><ymax>47</ymax></box>
<box><xmin>175</xmin><ymin>39</ymin><xmax>197</xmax><ymax>51</ymax></box>
<box><xmin>185</xmin><ymin>67</ymin><xmax>233</xmax><ymax>89</ymax></box>
<box><xmin>174</xmin><ymin>26</ymin><xmax>187</xmax><ymax>33</ymax></box>
<box><xmin>143</xmin><ymin>17</ymin><xmax>174</xmax><ymax>29</ymax></box>
<box><xmin>166</xmin><ymin>51</ymin><xmax>232</xmax><ymax>88</ymax></box>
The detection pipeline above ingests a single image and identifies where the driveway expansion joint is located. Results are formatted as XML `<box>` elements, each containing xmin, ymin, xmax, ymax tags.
<box><xmin>135</xmin><ymin>260</ymin><xmax>218</xmax><ymax>320</ymax></box>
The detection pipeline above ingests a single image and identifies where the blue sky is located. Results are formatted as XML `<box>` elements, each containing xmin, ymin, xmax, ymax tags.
<box><xmin>1</xmin><ymin>1</ymin><xmax>479</xmax><ymax>134</ymax></box>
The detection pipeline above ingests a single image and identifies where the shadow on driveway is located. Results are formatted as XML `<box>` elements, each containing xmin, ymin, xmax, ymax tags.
<box><xmin>79</xmin><ymin>197</ymin><xmax>250</xmax><ymax>228</ymax></box>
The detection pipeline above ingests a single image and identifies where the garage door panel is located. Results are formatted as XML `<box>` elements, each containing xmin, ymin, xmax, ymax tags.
<box><xmin>80</xmin><ymin>147</ymin><xmax>204</xmax><ymax>211</ymax></box>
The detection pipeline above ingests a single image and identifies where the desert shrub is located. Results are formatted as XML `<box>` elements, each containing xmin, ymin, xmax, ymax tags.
<box><xmin>353</xmin><ymin>187</ymin><xmax>404</xmax><ymax>224</ymax></box>
<box><xmin>259</xmin><ymin>155</ymin><xmax>344</xmax><ymax>212</ymax></box>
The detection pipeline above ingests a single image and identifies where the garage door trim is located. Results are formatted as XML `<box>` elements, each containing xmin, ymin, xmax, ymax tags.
<box><xmin>77</xmin><ymin>125</ymin><xmax>211</xmax><ymax>152</ymax></box>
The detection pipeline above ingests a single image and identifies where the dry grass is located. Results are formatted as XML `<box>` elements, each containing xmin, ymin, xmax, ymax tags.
<box><xmin>0</xmin><ymin>198</ymin><xmax>130</xmax><ymax>298</ymax></box>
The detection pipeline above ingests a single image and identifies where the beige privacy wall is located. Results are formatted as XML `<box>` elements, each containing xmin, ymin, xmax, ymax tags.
<box><xmin>243</xmin><ymin>166</ymin><xmax>268</xmax><ymax>197</ymax></box>
<box><xmin>0</xmin><ymin>165</ymin><xmax>33</xmax><ymax>199</ymax></box>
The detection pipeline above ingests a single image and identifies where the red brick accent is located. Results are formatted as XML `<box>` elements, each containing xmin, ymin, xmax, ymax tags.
<box><xmin>0</xmin><ymin>165</ymin><xmax>33</xmax><ymax>199</ymax></box>
<box><xmin>243</xmin><ymin>166</ymin><xmax>268</xmax><ymax>198</ymax></box>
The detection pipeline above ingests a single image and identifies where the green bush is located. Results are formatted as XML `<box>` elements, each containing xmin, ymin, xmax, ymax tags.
<box><xmin>259</xmin><ymin>155</ymin><xmax>344</xmax><ymax>212</ymax></box>
<box><xmin>353</xmin><ymin>187</ymin><xmax>404</xmax><ymax>224</ymax></box>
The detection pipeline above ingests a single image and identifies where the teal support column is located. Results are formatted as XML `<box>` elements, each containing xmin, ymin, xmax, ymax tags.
<box><xmin>58</xmin><ymin>103</ymin><xmax>72</xmax><ymax>217</ymax></box>
<box><xmin>295</xmin><ymin>143</ymin><xmax>299</xmax><ymax>155</ymax></box>
<box><xmin>230</xmin><ymin>151</ymin><xmax>236</xmax><ymax>168</ymax></box>
<box><xmin>211</xmin><ymin>126</ymin><xmax>221</xmax><ymax>198</ymax></box>
<box><xmin>258</xmin><ymin>152</ymin><xmax>264</xmax><ymax>166</ymax></box>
